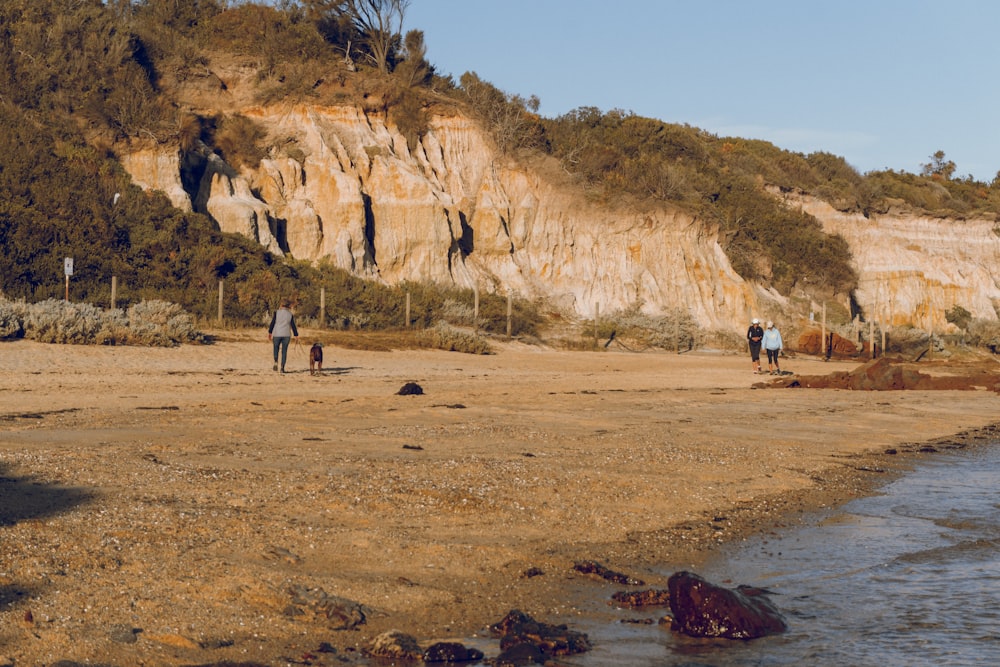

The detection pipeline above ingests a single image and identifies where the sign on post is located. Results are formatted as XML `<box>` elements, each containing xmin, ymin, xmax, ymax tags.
<box><xmin>64</xmin><ymin>257</ymin><xmax>73</xmax><ymax>301</ymax></box>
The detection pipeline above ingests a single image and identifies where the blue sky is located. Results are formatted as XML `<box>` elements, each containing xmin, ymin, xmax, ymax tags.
<box><xmin>405</xmin><ymin>0</ymin><xmax>1000</xmax><ymax>181</ymax></box>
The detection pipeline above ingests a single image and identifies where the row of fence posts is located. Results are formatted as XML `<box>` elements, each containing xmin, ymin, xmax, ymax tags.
<box><xmin>79</xmin><ymin>277</ymin><xmax>933</xmax><ymax>357</ymax></box>
<box><xmin>814</xmin><ymin>301</ymin><xmax>934</xmax><ymax>361</ymax></box>
<box><xmin>215</xmin><ymin>280</ymin><xmax>515</xmax><ymax>338</ymax></box>
<box><xmin>69</xmin><ymin>277</ymin><xmax>518</xmax><ymax>339</ymax></box>
<box><xmin>71</xmin><ymin>277</ymin><xmax>674</xmax><ymax>352</ymax></box>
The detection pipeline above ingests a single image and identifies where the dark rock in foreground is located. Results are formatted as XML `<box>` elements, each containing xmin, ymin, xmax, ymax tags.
<box><xmin>423</xmin><ymin>641</ymin><xmax>485</xmax><ymax>663</ymax></box>
<box><xmin>611</xmin><ymin>588</ymin><xmax>671</xmax><ymax>608</ymax></box>
<box><xmin>667</xmin><ymin>571</ymin><xmax>787</xmax><ymax>640</ymax></box>
<box><xmin>489</xmin><ymin>609</ymin><xmax>591</xmax><ymax>658</ymax></box>
<box><xmin>573</xmin><ymin>559</ymin><xmax>645</xmax><ymax>585</ymax></box>
<box><xmin>489</xmin><ymin>641</ymin><xmax>545</xmax><ymax>666</ymax></box>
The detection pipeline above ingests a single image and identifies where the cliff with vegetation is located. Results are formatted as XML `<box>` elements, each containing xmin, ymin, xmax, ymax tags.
<box><xmin>119</xmin><ymin>92</ymin><xmax>1000</xmax><ymax>333</ymax></box>
<box><xmin>3</xmin><ymin>1</ymin><xmax>1000</xmax><ymax>340</ymax></box>
<box><xmin>120</xmin><ymin>101</ymin><xmax>757</xmax><ymax>329</ymax></box>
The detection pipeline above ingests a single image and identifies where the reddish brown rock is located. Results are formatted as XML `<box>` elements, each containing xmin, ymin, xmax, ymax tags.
<box><xmin>667</xmin><ymin>571</ymin><xmax>787</xmax><ymax>640</ymax></box>
<box><xmin>573</xmin><ymin>560</ymin><xmax>644</xmax><ymax>585</ymax></box>
<box><xmin>611</xmin><ymin>589</ymin><xmax>671</xmax><ymax>608</ymax></box>
<box><xmin>776</xmin><ymin>356</ymin><xmax>1000</xmax><ymax>391</ymax></box>
<box><xmin>489</xmin><ymin>609</ymin><xmax>591</xmax><ymax>657</ymax></box>
<box><xmin>797</xmin><ymin>328</ymin><xmax>862</xmax><ymax>359</ymax></box>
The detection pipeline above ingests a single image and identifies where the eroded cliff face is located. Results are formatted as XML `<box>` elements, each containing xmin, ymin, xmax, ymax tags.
<box><xmin>119</xmin><ymin>104</ymin><xmax>1000</xmax><ymax>332</ymax></box>
<box><xmin>784</xmin><ymin>193</ymin><xmax>1000</xmax><ymax>330</ymax></box>
<box><xmin>120</xmin><ymin>104</ymin><xmax>756</xmax><ymax>329</ymax></box>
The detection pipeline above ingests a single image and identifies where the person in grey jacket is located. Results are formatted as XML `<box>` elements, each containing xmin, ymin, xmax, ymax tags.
<box><xmin>762</xmin><ymin>320</ymin><xmax>783</xmax><ymax>375</ymax></box>
<box><xmin>268</xmin><ymin>300</ymin><xmax>299</xmax><ymax>373</ymax></box>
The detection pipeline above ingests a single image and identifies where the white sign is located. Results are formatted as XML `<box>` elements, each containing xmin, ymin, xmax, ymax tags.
<box><xmin>64</xmin><ymin>257</ymin><xmax>74</xmax><ymax>276</ymax></box>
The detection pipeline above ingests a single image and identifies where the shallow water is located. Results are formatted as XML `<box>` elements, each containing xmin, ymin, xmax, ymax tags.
<box><xmin>547</xmin><ymin>444</ymin><xmax>1000</xmax><ymax>667</ymax></box>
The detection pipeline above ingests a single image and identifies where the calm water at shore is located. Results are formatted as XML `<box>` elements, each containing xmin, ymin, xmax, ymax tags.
<box><xmin>550</xmin><ymin>443</ymin><xmax>1000</xmax><ymax>667</ymax></box>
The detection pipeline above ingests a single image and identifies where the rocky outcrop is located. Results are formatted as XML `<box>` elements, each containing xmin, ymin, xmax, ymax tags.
<box><xmin>119</xmin><ymin>104</ymin><xmax>1000</xmax><ymax>332</ymax></box>
<box><xmin>797</xmin><ymin>328</ymin><xmax>864</xmax><ymax>359</ymax></box>
<box><xmin>667</xmin><ymin>571</ymin><xmax>787</xmax><ymax>640</ymax></box>
<box><xmin>118</xmin><ymin>149</ymin><xmax>191</xmax><ymax>213</ymax></box>
<box><xmin>196</xmin><ymin>152</ymin><xmax>282</xmax><ymax>255</ymax></box>
<box><xmin>489</xmin><ymin>609</ymin><xmax>592</xmax><ymax>657</ymax></box>
<box><xmin>366</xmin><ymin>629</ymin><xmax>422</xmax><ymax>660</ymax></box>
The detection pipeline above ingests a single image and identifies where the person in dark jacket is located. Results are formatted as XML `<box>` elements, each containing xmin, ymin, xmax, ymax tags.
<box><xmin>268</xmin><ymin>300</ymin><xmax>298</xmax><ymax>373</ymax></box>
<box><xmin>746</xmin><ymin>318</ymin><xmax>764</xmax><ymax>374</ymax></box>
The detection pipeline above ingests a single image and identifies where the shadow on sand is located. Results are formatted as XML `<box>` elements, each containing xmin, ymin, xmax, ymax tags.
<box><xmin>290</xmin><ymin>366</ymin><xmax>361</xmax><ymax>376</ymax></box>
<box><xmin>0</xmin><ymin>461</ymin><xmax>94</xmax><ymax>610</ymax></box>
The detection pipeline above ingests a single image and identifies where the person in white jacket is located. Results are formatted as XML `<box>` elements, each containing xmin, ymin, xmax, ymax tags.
<box><xmin>762</xmin><ymin>321</ymin><xmax>783</xmax><ymax>375</ymax></box>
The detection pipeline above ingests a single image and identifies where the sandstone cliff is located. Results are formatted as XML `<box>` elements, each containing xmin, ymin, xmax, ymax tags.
<box><xmin>119</xmin><ymin>104</ymin><xmax>1000</xmax><ymax>333</ymax></box>
<box><xmin>784</xmin><ymin>192</ymin><xmax>1000</xmax><ymax>331</ymax></box>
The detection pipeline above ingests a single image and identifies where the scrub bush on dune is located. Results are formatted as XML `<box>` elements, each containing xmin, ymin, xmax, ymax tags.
<box><xmin>0</xmin><ymin>298</ymin><xmax>203</xmax><ymax>346</ymax></box>
<box><xmin>20</xmin><ymin>299</ymin><xmax>108</xmax><ymax>344</ymax></box>
<box><xmin>416</xmin><ymin>321</ymin><xmax>494</xmax><ymax>355</ymax></box>
<box><xmin>0</xmin><ymin>299</ymin><xmax>27</xmax><ymax>339</ymax></box>
<box><xmin>125</xmin><ymin>300</ymin><xmax>203</xmax><ymax>346</ymax></box>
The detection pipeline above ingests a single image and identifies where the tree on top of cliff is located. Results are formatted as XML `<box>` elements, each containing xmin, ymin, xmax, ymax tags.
<box><xmin>460</xmin><ymin>73</ymin><xmax>547</xmax><ymax>155</ymax></box>
<box><xmin>304</xmin><ymin>0</ymin><xmax>411</xmax><ymax>74</ymax></box>
<box><xmin>921</xmin><ymin>150</ymin><xmax>957</xmax><ymax>181</ymax></box>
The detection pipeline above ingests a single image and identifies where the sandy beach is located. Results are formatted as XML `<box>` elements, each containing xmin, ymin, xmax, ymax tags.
<box><xmin>1</xmin><ymin>332</ymin><xmax>999</xmax><ymax>665</ymax></box>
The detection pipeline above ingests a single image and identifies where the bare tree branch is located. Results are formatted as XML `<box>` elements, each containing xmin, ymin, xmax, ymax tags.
<box><xmin>348</xmin><ymin>0</ymin><xmax>409</xmax><ymax>74</ymax></box>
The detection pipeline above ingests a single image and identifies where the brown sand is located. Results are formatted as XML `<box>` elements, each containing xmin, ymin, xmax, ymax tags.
<box><xmin>1</xmin><ymin>333</ymin><xmax>999</xmax><ymax>665</ymax></box>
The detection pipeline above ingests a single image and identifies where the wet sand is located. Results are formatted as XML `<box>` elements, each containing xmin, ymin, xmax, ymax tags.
<box><xmin>1</xmin><ymin>333</ymin><xmax>999</xmax><ymax>664</ymax></box>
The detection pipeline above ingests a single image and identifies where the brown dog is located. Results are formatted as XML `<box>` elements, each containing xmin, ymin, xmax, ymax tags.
<box><xmin>309</xmin><ymin>343</ymin><xmax>323</xmax><ymax>375</ymax></box>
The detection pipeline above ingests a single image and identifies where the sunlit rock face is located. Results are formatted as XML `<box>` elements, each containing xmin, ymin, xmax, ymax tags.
<box><xmin>118</xmin><ymin>149</ymin><xmax>191</xmax><ymax>213</ymax></box>
<box><xmin>785</xmin><ymin>191</ymin><xmax>1000</xmax><ymax>329</ymax></box>
<box><xmin>120</xmin><ymin>105</ymin><xmax>757</xmax><ymax>328</ymax></box>
<box><xmin>120</xmin><ymin>105</ymin><xmax>1000</xmax><ymax>332</ymax></box>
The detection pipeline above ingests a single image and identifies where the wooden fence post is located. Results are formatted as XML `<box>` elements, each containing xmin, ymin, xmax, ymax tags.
<box><xmin>506</xmin><ymin>291</ymin><xmax>512</xmax><ymax>340</ymax></box>
<box><xmin>319</xmin><ymin>286</ymin><xmax>326</xmax><ymax>329</ymax></box>
<box><xmin>593</xmin><ymin>303</ymin><xmax>599</xmax><ymax>349</ymax></box>
<box><xmin>821</xmin><ymin>302</ymin><xmax>827</xmax><ymax>359</ymax></box>
<box><xmin>111</xmin><ymin>276</ymin><xmax>117</xmax><ymax>310</ymax></box>
<box><xmin>217</xmin><ymin>280</ymin><xmax>224</xmax><ymax>323</ymax></box>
